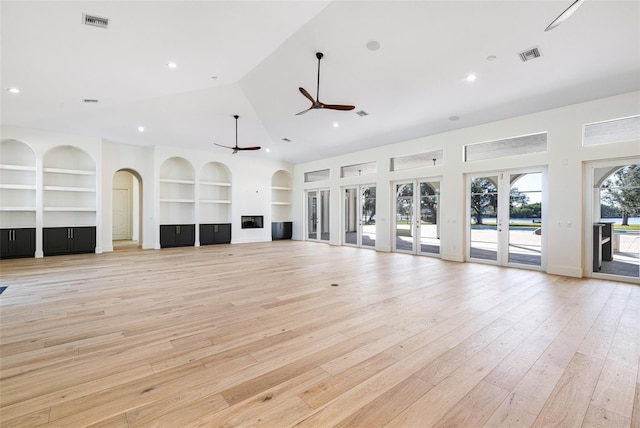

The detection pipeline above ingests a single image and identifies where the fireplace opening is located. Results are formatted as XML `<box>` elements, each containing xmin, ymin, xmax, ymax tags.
<box><xmin>241</xmin><ymin>216</ymin><xmax>263</xmax><ymax>229</ymax></box>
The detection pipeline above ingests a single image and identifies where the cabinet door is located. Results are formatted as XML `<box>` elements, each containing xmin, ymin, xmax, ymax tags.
<box><xmin>199</xmin><ymin>224</ymin><xmax>215</xmax><ymax>245</ymax></box>
<box><xmin>213</xmin><ymin>223</ymin><xmax>231</xmax><ymax>244</ymax></box>
<box><xmin>271</xmin><ymin>222</ymin><xmax>292</xmax><ymax>240</ymax></box>
<box><xmin>176</xmin><ymin>224</ymin><xmax>195</xmax><ymax>246</ymax></box>
<box><xmin>0</xmin><ymin>229</ymin><xmax>13</xmax><ymax>258</ymax></box>
<box><xmin>13</xmin><ymin>228</ymin><xmax>36</xmax><ymax>257</ymax></box>
<box><xmin>70</xmin><ymin>227</ymin><xmax>95</xmax><ymax>254</ymax></box>
<box><xmin>160</xmin><ymin>225</ymin><xmax>177</xmax><ymax>248</ymax></box>
<box><xmin>44</xmin><ymin>227</ymin><xmax>71</xmax><ymax>256</ymax></box>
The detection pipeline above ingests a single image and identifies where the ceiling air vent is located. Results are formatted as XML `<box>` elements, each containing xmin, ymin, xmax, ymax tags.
<box><xmin>356</xmin><ymin>110</ymin><xmax>369</xmax><ymax>117</ymax></box>
<box><xmin>518</xmin><ymin>47</ymin><xmax>542</xmax><ymax>62</ymax></box>
<box><xmin>83</xmin><ymin>99</ymin><xmax>99</xmax><ymax>103</ymax></box>
<box><xmin>83</xmin><ymin>13</ymin><xmax>109</xmax><ymax>29</ymax></box>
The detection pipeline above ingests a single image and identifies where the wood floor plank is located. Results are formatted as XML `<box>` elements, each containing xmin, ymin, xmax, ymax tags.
<box><xmin>0</xmin><ymin>242</ymin><xmax>637</xmax><ymax>427</ymax></box>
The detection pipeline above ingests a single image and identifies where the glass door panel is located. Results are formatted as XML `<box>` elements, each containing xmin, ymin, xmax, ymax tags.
<box><xmin>419</xmin><ymin>181</ymin><xmax>440</xmax><ymax>255</ymax></box>
<box><xmin>344</xmin><ymin>187</ymin><xmax>357</xmax><ymax>246</ymax></box>
<box><xmin>469</xmin><ymin>176</ymin><xmax>499</xmax><ymax>261</ymax></box>
<box><xmin>361</xmin><ymin>186</ymin><xmax>376</xmax><ymax>248</ymax></box>
<box><xmin>319</xmin><ymin>190</ymin><xmax>330</xmax><ymax>242</ymax></box>
<box><xmin>508</xmin><ymin>172</ymin><xmax>542</xmax><ymax>266</ymax></box>
<box><xmin>395</xmin><ymin>183</ymin><xmax>414</xmax><ymax>252</ymax></box>
<box><xmin>307</xmin><ymin>191</ymin><xmax>318</xmax><ymax>240</ymax></box>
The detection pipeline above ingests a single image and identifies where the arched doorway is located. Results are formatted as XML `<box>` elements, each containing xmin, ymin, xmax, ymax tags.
<box><xmin>592</xmin><ymin>163</ymin><xmax>639</xmax><ymax>279</ymax></box>
<box><xmin>112</xmin><ymin>169</ymin><xmax>142</xmax><ymax>250</ymax></box>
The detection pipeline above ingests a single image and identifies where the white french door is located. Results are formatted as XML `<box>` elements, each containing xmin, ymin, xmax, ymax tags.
<box><xmin>467</xmin><ymin>169</ymin><xmax>545</xmax><ymax>269</ymax></box>
<box><xmin>343</xmin><ymin>185</ymin><xmax>376</xmax><ymax>248</ymax></box>
<box><xmin>306</xmin><ymin>189</ymin><xmax>330</xmax><ymax>242</ymax></box>
<box><xmin>393</xmin><ymin>179</ymin><xmax>441</xmax><ymax>256</ymax></box>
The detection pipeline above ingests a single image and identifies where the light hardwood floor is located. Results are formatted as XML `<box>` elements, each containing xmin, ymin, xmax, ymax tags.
<box><xmin>1</xmin><ymin>241</ymin><xmax>638</xmax><ymax>427</ymax></box>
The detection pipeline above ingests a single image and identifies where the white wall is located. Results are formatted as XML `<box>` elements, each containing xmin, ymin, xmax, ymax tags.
<box><xmin>1</xmin><ymin>127</ymin><xmax>293</xmax><ymax>253</ymax></box>
<box><xmin>292</xmin><ymin>91</ymin><xmax>640</xmax><ymax>278</ymax></box>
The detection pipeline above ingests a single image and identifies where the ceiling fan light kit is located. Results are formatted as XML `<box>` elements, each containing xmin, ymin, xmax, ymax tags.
<box><xmin>296</xmin><ymin>52</ymin><xmax>356</xmax><ymax>115</ymax></box>
<box><xmin>214</xmin><ymin>115</ymin><xmax>261</xmax><ymax>154</ymax></box>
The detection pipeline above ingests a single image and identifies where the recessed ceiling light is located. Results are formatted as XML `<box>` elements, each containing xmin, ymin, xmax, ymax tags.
<box><xmin>486</xmin><ymin>55</ymin><xmax>497</xmax><ymax>61</ymax></box>
<box><xmin>7</xmin><ymin>87</ymin><xmax>20</xmax><ymax>94</ymax></box>
<box><xmin>167</xmin><ymin>62</ymin><xmax>177</xmax><ymax>69</ymax></box>
<box><xmin>137</xmin><ymin>126</ymin><xmax>145</xmax><ymax>132</ymax></box>
<box><xmin>282</xmin><ymin>137</ymin><xmax>291</xmax><ymax>142</ymax></box>
<box><xmin>449</xmin><ymin>115</ymin><xmax>460</xmax><ymax>121</ymax></box>
<box><xmin>366</xmin><ymin>40</ymin><xmax>381</xmax><ymax>51</ymax></box>
<box><xmin>333</xmin><ymin>122</ymin><xmax>339</xmax><ymax>128</ymax></box>
<box><xmin>265</xmin><ymin>148</ymin><xmax>271</xmax><ymax>153</ymax></box>
<box><xmin>465</xmin><ymin>74</ymin><xmax>477</xmax><ymax>82</ymax></box>
<box><xmin>211</xmin><ymin>76</ymin><xmax>218</xmax><ymax>80</ymax></box>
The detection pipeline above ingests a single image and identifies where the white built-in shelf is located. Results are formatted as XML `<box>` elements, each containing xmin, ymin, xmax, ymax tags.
<box><xmin>200</xmin><ymin>199</ymin><xmax>231</xmax><ymax>204</ymax></box>
<box><xmin>160</xmin><ymin>198</ymin><xmax>195</xmax><ymax>203</ymax></box>
<box><xmin>43</xmin><ymin>207</ymin><xmax>96</xmax><ymax>212</ymax></box>
<box><xmin>0</xmin><ymin>184</ymin><xmax>36</xmax><ymax>190</ymax></box>
<box><xmin>271</xmin><ymin>186</ymin><xmax>292</xmax><ymax>191</ymax></box>
<box><xmin>272</xmin><ymin>202</ymin><xmax>292</xmax><ymax>206</ymax></box>
<box><xmin>200</xmin><ymin>181</ymin><xmax>231</xmax><ymax>187</ymax></box>
<box><xmin>0</xmin><ymin>164</ymin><xmax>36</xmax><ymax>172</ymax></box>
<box><xmin>159</xmin><ymin>178</ymin><xmax>195</xmax><ymax>185</ymax></box>
<box><xmin>43</xmin><ymin>167</ymin><xmax>95</xmax><ymax>176</ymax></box>
<box><xmin>0</xmin><ymin>206</ymin><xmax>36</xmax><ymax>211</ymax></box>
<box><xmin>43</xmin><ymin>186</ymin><xmax>95</xmax><ymax>192</ymax></box>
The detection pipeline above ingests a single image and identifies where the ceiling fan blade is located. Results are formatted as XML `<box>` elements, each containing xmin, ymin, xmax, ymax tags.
<box><xmin>323</xmin><ymin>104</ymin><xmax>356</xmax><ymax>111</ymax></box>
<box><xmin>545</xmin><ymin>0</ymin><xmax>585</xmax><ymax>31</ymax></box>
<box><xmin>295</xmin><ymin>107</ymin><xmax>312</xmax><ymax>116</ymax></box>
<box><xmin>214</xmin><ymin>143</ymin><xmax>234</xmax><ymax>149</ymax></box>
<box><xmin>237</xmin><ymin>146</ymin><xmax>261</xmax><ymax>151</ymax></box>
<box><xmin>299</xmin><ymin>87</ymin><xmax>316</xmax><ymax>103</ymax></box>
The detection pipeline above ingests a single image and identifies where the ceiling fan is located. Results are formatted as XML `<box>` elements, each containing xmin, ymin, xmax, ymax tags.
<box><xmin>545</xmin><ymin>0</ymin><xmax>585</xmax><ymax>31</ymax></box>
<box><xmin>214</xmin><ymin>115</ymin><xmax>261</xmax><ymax>154</ymax></box>
<box><xmin>296</xmin><ymin>52</ymin><xmax>355</xmax><ymax>116</ymax></box>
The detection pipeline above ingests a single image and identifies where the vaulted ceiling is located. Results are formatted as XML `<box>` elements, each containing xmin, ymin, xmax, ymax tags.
<box><xmin>2</xmin><ymin>1</ymin><xmax>639</xmax><ymax>164</ymax></box>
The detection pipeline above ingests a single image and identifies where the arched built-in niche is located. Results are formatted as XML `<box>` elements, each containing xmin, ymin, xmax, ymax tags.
<box><xmin>0</xmin><ymin>139</ymin><xmax>36</xmax><ymax>227</ymax></box>
<box><xmin>112</xmin><ymin>169</ymin><xmax>142</xmax><ymax>249</ymax></box>
<box><xmin>199</xmin><ymin>161</ymin><xmax>231</xmax><ymax>223</ymax></box>
<box><xmin>158</xmin><ymin>157</ymin><xmax>195</xmax><ymax>247</ymax></box>
<box><xmin>271</xmin><ymin>170</ymin><xmax>292</xmax><ymax>240</ymax></box>
<box><xmin>42</xmin><ymin>145</ymin><xmax>96</xmax><ymax>256</ymax></box>
<box><xmin>198</xmin><ymin>161</ymin><xmax>232</xmax><ymax>245</ymax></box>
<box><xmin>0</xmin><ymin>140</ymin><xmax>36</xmax><ymax>258</ymax></box>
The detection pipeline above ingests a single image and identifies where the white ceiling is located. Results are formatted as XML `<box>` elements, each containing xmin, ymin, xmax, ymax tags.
<box><xmin>2</xmin><ymin>1</ymin><xmax>639</xmax><ymax>164</ymax></box>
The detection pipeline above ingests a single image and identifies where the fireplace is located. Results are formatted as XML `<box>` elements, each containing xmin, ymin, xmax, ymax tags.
<box><xmin>241</xmin><ymin>215</ymin><xmax>263</xmax><ymax>229</ymax></box>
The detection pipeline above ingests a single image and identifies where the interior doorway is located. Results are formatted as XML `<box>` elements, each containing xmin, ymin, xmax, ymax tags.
<box><xmin>467</xmin><ymin>169</ymin><xmax>544</xmax><ymax>269</ymax></box>
<box><xmin>112</xmin><ymin>169</ymin><xmax>142</xmax><ymax>250</ymax></box>
<box><xmin>343</xmin><ymin>185</ymin><xmax>376</xmax><ymax>248</ymax></box>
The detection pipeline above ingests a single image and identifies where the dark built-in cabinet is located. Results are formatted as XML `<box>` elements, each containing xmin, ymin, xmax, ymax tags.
<box><xmin>199</xmin><ymin>223</ymin><xmax>231</xmax><ymax>245</ymax></box>
<box><xmin>43</xmin><ymin>226</ymin><xmax>96</xmax><ymax>256</ymax></box>
<box><xmin>1</xmin><ymin>228</ymin><xmax>36</xmax><ymax>259</ymax></box>
<box><xmin>271</xmin><ymin>221</ymin><xmax>292</xmax><ymax>240</ymax></box>
<box><xmin>160</xmin><ymin>224</ymin><xmax>195</xmax><ymax>248</ymax></box>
